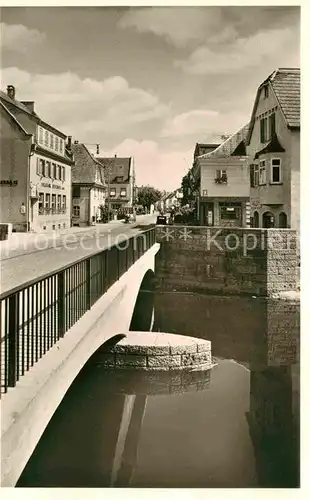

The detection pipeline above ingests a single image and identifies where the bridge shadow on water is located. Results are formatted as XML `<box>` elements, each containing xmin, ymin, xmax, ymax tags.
<box><xmin>16</xmin><ymin>291</ymin><xmax>299</xmax><ymax>489</ymax></box>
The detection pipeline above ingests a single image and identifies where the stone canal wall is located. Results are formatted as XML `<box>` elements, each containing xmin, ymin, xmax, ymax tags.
<box><xmin>155</xmin><ymin>226</ymin><xmax>297</xmax><ymax>297</ymax></box>
<box><xmin>153</xmin><ymin>293</ymin><xmax>300</xmax><ymax>368</ymax></box>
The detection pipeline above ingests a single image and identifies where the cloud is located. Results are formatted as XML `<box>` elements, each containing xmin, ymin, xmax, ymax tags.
<box><xmin>118</xmin><ymin>6</ymin><xmax>299</xmax><ymax>49</ymax></box>
<box><xmin>118</xmin><ymin>7</ymin><xmax>224</xmax><ymax>48</ymax></box>
<box><xmin>1</xmin><ymin>67</ymin><xmax>169</xmax><ymax>140</ymax></box>
<box><xmin>161</xmin><ymin>109</ymin><xmax>249</xmax><ymax>141</ymax></box>
<box><xmin>103</xmin><ymin>138</ymin><xmax>192</xmax><ymax>191</ymax></box>
<box><xmin>175</xmin><ymin>27</ymin><xmax>299</xmax><ymax>75</ymax></box>
<box><xmin>0</xmin><ymin>23</ymin><xmax>46</xmax><ymax>53</ymax></box>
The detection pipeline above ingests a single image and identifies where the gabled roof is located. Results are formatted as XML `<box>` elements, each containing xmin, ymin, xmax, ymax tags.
<box><xmin>0</xmin><ymin>90</ymin><xmax>39</xmax><ymax>118</ymax></box>
<box><xmin>71</xmin><ymin>143</ymin><xmax>106</xmax><ymax>185</ymax></box>
<box><xmin>0</xmin><ymin>100</ymin><xmax>32</xmax><ymax>137</ymax></box>
<box><xmin>246</xmin><ymin>68</ymin><xmax>300</xmax><ymax>144</ymax></box>
<box><xmin>96</xmin><ymin>157</ymin><xmax>132</xmax><ymax>183</ymax></box>
<box><xmin>197</xmin><ymin>123</ymin><xmax>249</xmax><ymax>160</ymax></box>
<box><xmin>0</xmin><ymin>89</ymin><xmax>68</xmax><ymax>138</ymax></box>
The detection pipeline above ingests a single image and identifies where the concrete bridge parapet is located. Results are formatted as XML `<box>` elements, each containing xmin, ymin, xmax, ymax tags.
<box><xmin>1</xmin><ymin>242</ymin><xmax>160</xmax><ymax>487</ymax></box>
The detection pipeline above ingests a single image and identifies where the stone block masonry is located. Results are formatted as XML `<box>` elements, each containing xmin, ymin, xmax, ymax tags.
<box><xmin>155</xmin><ymin>226</ymin><xmax>297</xmax><ymax>297</ymax></box>
<box><xmin>94</xmin><ymin>332</ymin><xmax>213</xmax><ymax>372</ymax></box>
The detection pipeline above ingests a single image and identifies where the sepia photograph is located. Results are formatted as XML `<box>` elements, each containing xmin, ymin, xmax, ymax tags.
<box><xmin>0</xmin><ymin>2</ymin><xmax>302</xmax><ymax>491</ymax></box>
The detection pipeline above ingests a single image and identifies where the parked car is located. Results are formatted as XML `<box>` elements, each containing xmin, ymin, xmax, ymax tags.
<box><xmin>156</xmin><ymin>214</ymin><xmax>167</xmax><ymax>225</ymax></box>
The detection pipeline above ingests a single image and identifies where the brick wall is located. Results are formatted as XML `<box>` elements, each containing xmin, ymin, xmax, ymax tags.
<box><xmin>155</xmin><ymin>226</ymin><xmax>297</xmax><ymax>297</ymax></box>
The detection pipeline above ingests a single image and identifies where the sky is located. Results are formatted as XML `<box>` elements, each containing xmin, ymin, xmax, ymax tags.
<box><xmin>1</xmin><ymin>5</ymin><xmax>300</xmax><ymax>191</ymax></box>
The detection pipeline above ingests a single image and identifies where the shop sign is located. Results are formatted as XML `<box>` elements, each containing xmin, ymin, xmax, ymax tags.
<box><xmin>0</xmin><ymin>180</ymin><xmax>18</xmax><ymax>186</ymax></box>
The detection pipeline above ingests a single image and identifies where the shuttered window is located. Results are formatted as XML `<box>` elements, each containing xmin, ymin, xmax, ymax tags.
<box><xmin>269</xmin><ymin>113</ymin><xmax>276</xmax><ymax>138</ymax></box>
<box><xmin>260</xmin><ymin>118</ymin><xmax>267</xmax><ymax>143</ymax></box>
<box><xmin>250</xmin><ymin>164</ymin><xmax>255</xmax><ymax>187</ymax></box>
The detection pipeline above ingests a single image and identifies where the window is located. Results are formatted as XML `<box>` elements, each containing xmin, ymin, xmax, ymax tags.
<box><xmin>112</xmin><ymin>203</ymin><xmax>120</xmax><ymax>209</ymax></box>
<box><xmin>72</xmin><ymin>186</ymin><xmax>81</xmax><ymax>198</ymax></box>
<box><xmin>120</xmin><ymin>188</ymin><xmax>127</xmax><ymax>197</ymax></box>
<box><xmin>62</xmin><ymin>167</ymin><xmax>65</xmax><ymax>181</ymax></box>
<box><xmin>110</xmin><ymin>188</ymin><xmax>116</xmax><ymax>197</ymax></box>
<box><xmin>45</xmin><ymin>193</ymin><xmax>50</xmax><ymax>211</ymax></box>
<box><xmin>57</xmin><ymin>195</ymin><xmax>61</xmax><ymax>211</ymax></box>
<box><xmin>219</xmin><ymin>203</ymin><xmax>241</xmax><ymax>220</ymax></box>
<box><xmin>260</xmin><ymin>117</ymin><xmax>268</xmax><ymax>143</ymax></box>
<box><xmin>57</xmin><ymin>165</ymin><xmax>61</xmax><ymax>180</ymax></box>
<box><xmin>50</xmin><ymin>133</ymin><xmax>54</xmax><ymax>149</ymax></box>
<box><xmin>264</xmin><ymin>85</ymin><xmax>269</xmax><ymax>98</ymax></box>
<box><xmin>279</xmin><ymin>212</ymin><xmax>287</xmax><ymax>228</ymax></box>
<box><xmin>55</xmin><ymin>136</ymin><xmax>59</xmax><ymax>152</ymax></box>
<box><xmin>62</xmin><ymin>195</ymin><xmax>66</xmax><ymax>210</ymax></box>
<box><xmin>271</xmin><ymin>158</ymin><xmax>281</xmax><ymax>183</ymax></box>
<box><xmin>51</xmin><ymin>194</ymin><xmax>56</xmax><ymax>213</ymax></box>
<box><xmin>215</xmin><ymin>169</ymin><xmax>227</xmax><ymax>184</ymax></box>
<box><xmin>254</xmin><ymin>164</ymin><xmax>259</xmax><ymax>186</ymax></box>
<box><xmin>73</xmin><ymin>205</ymin><xmax>80</xmax><ymax>217</ymax></box>
<box><xmin>52</xmin><ymin>163</ymin><xmax>57</xmax><ymax>178</ymax></box>
<box><xmin>269</xmin><ymin>113</ymin><xmax>276</xmax><ymax>138</ymax></box>
<box><xmin>259</xmin><ymin>160</ymin><xmax>266</xmax><ymax>185</ymax></box>
<box><xmin>38</xmin><ymin>193</ymin><xmax>44</xmax><ymax>214</ymax></box>
<box><xmin>59</xmin><ymin>139</ymin><xmax>63</xmax><ymax>154</ymax></box>
<box><xmin>38</xmin><ymin>127</ymin><xmax>43</xmax><ymax>145</ymax></box>
<box><xmin>253</xmin><ymin>211</ymin><xmax>259</xmax><ymax>228</ymax></box>
<box><xmin>38</xmin><ymin>159</ymin><xmax>45</xmax><ymax>176</ymax></box>
<box><xmin>44</xmin><ymin>130</ymin><xmax>49</xmax><ymax>147</ymax></box>
<box><xmin>45</xmin><ymin>161</ymin><xmax>51</xmax><ymax>178</ymax></box>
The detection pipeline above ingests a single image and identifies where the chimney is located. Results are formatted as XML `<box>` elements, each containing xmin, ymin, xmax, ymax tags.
<box><xmin>67</xmin><ymin>136</ymin><xmax>72</xmax><ymax>149</ymax></box>
<box><xmin>21</xmin><ymin>101</ymin><xmax>35</xmax><ymax>113</ymax></box>
<box><xmin>114</xmin><ymin>154</ymin><xmax>117</xmax><ymax>158</ymax></box>
<box><xmin>7</xmin><ymin>85</ymin><xmax>16</xmax><ymax>100</ymax></box>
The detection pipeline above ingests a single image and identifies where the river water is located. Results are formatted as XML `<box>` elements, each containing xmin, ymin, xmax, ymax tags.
<box><xmin>17</xmin><ymin>294</ymin><xmax>300</xmax><ymax>488</ymax></box>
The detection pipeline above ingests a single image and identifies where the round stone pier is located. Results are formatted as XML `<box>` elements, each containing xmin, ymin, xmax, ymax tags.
<box><xmin>95</xmin><ymin>331</ymin><xmax>213</xmax><ymax>372</ymax></box>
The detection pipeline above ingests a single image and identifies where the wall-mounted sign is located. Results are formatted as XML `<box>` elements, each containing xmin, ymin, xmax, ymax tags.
<box><xmin>0</xmin><ymin>180</ymin><xmax>18</xmax><ymax>186</ymax></box>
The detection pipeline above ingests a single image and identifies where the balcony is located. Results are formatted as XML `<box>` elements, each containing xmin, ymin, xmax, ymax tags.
<box><xmin>38</xmin><ymin>207</ymin><xmax>67</xmax><ymax>215</ymax></box>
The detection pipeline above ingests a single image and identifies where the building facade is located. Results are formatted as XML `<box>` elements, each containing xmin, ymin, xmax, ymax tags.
<box><xmin>0</xmin><ymin>85</ymin><xmax>73</xmax><ymax>232</ymax></box>
<box><xmin>195</xmin><ymin>125</ymin><xmax>251</xmax><ymax>227</ymax></box>
<box><xmin>71</xmin><ymin>142</ymin><xmax>106</xmax><ymax>226</ymax></box>
<box><xmin>96</xmin><ymin>156</ymin><xmax>135</xmax><ymax>212</ymax></box>
<box><xmin>246</xmin><ymin>68</ymin><xmax>300</xmax><ymax>229</ymax></box>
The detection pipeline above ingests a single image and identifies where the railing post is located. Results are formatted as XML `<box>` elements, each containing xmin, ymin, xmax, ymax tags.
<box><xmin>8</xmin><ymin>294</ymin><xmax>19</xmax><ymax>387</ymax></box>
<box><xmin>86</xmin><ymin>258</ymin><xmax>91</xmax><ymax>309</ymax></box>
<box><xmin>57</xmin><ymin>270</ymin><xmax>66</xmax><ymax>338</ymax></box>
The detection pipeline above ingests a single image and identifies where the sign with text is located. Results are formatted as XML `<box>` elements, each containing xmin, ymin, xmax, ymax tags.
<box><xmin>0</xmin><ymin>180</ymin><xmax>18</xmax><ymax>186</ymax></box>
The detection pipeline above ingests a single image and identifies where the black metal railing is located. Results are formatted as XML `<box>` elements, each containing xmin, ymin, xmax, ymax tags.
<box><xmin>0</xmin><ymin>227</ymin><xmax>156</xmax><ymax>395</ymax></box>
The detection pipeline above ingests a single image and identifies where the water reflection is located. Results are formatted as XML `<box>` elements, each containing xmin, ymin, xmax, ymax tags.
<box><xmin>17</xmin><ymin>295</ymin><xmax>299</xmax><ymax>488</ymax></box>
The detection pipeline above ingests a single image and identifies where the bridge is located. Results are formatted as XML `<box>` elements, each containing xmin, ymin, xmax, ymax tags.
<box><xmin>0</xmin><ymin>227</ymin><xmax>159</xmax><ymax>486</ymax></box>
<box><xmin>0</xmin><ymin>224</ymin><xmax>299</xmax><ymax>486</ymax></box>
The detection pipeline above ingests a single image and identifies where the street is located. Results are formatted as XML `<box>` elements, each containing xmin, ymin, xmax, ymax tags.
<box><xmin>0</xmin><ymin>215</ymin><xmax>156</xmax><ymax>295</ymax></box>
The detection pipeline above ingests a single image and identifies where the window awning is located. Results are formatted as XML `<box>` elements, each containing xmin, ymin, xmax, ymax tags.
<box><xmin>254</xmin><ymin>133</ymin><xmax>286</xmax><ymax>160</ymax></box>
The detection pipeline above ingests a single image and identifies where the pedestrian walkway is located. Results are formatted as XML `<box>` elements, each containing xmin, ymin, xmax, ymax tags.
<box><xmin>0</xmin><ymin>220</ymin><xmax>126</xmax><ymax>253</ymax></box>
